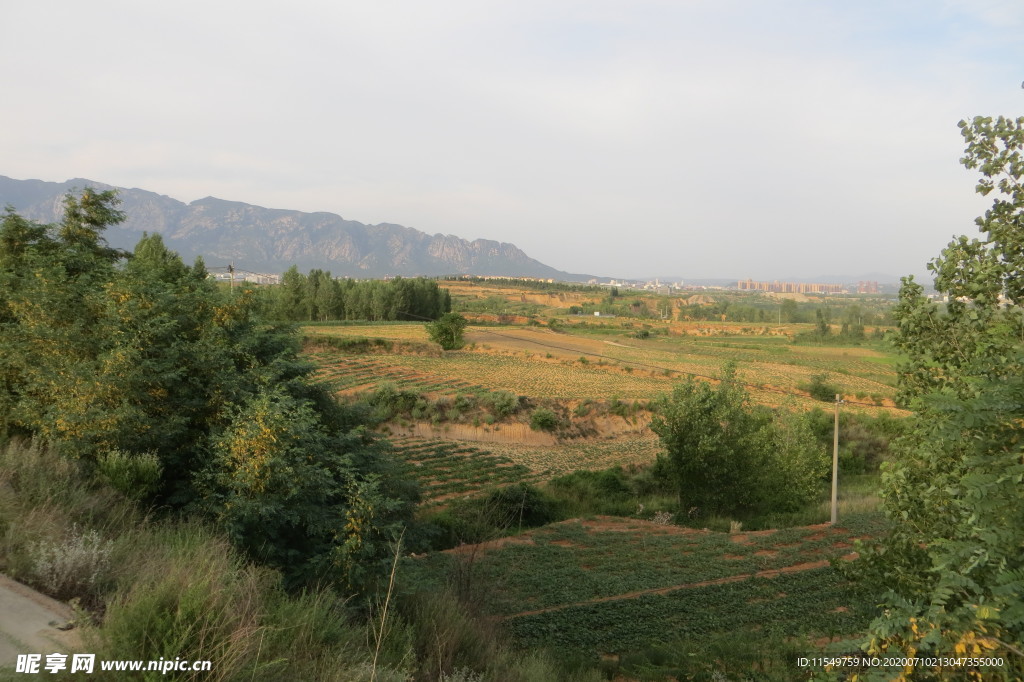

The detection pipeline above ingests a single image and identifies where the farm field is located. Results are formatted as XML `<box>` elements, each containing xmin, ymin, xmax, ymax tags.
<box><xmin>482</xmin><ymin>436</ymin><xmax>662</xmax><ymax>477</ymax></box>
<box><xmin>406</xmin><ymin>513</ymin><xmax>885</xmax><ymax>660</ymax></box>
<box><xmin>304</xmin><ymin>322</ymin><xmax>902</xmax><ymax>410</ymax></box>
<box><xmin>390</xmin><ymin>437</ymin><xmax>544</xmax><ymax>505</ymax></box>
<box><xmin>388</xmin><ymin>437</ymin><xmax>660</xmax><ymax>504</ymax></box>
<box><xmin>295</xmin><ymin>292</ymin><xmax>906</xmax><ymax>677</ymax></box>
<box><xmin>304</xmin><ymin>322</ymin><xmax>433</xmax><ymax>342</ymax></box>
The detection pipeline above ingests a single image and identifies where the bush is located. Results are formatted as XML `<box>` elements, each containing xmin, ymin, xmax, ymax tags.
<box><xmin>803</xmin><ymin>373</ymin><xmax>841</xmax><ymax>402</ymax></box>
<box><xmin>96</xmin><ymin>449</ymin><xmax>162</xmax><ymax>501</ymax></box>
<box><xmin>370</xmin><ymin>383</ymin><xmax>421</xmax><ymax>421</ymax></box>
<box><xmin>29</xmin><ymin>525</ymin><xmax>113</xmax><ymax>606</ymax></box>
<box><xmin>529</xmin><ymin>408</ymin><xmax>559</xmax><ymax>431</ymax></box>
<box><xmin>651</xmin><ymin>366</ymin><xmax>827</xmax><ymax>516</ymax></box>
<box><xmin>484</xmin><ymin>391</ymin><xmax>520</xmax><ymax>418</ymax></box>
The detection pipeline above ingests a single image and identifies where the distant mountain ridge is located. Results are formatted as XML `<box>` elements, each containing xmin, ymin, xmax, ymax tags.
<box><xmin>0</xmin><ymin>175</ymin><xmax>588</xmax><ymax>280</ymax></box>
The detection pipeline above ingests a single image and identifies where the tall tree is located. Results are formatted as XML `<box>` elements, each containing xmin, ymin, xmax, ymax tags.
<box><xmin>0</xmin><ymin>192</ymin><xmax>417</xmax><ymax>591</ymax></box>
<box><xmin>850</xmin><ymin>116</ymin><xmax>1024</xmax><ymax>679</ymax></box>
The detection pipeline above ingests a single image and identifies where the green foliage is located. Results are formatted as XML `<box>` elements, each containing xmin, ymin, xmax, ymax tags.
<box><xmin>426</xmin><ymin>312</ymin><xmax>468</xmax><ymax>350</ymax></box>
<box><xmin>425</xmin><ymin>484</ymin><xmax>557</xmax><ymax>548</ymax></box>
<box><xmin>95</xmin><ymin>449</ymin><xmax>163</xmax><ymax>501</ymax></box>
<box><xmin>483</xmin><ymin>390</ymin><xmax>520</xmax><ymax>418</ymax></box>
<box><xmin>802</xmin><ymin>372</ymin><xmax>841</xmax><ymax>402</ymax></box>
<box><xmin>804</xmin><ymin>409</ymin><xmax>898</xmax><ymax>474</ymax></box>
<box><xmin>545</xmin><ymin>466</ymin><xmax>674</xmax><ymax>518</ymax></box>
<box><xmin>650</xmin><ymin>366</ymin><xmax>827</xmax><ymax>516</ymax></box>
<box><xmin>261</xmin><ymin>270</ymin><xmax>451</xmax><ymax>323</ymax></box>
<box><xmin>0</xmin><ymin>194</ymin><xmax>417</xmax><ymax>595</ymax></box>
<box><xmin>528</xmin><ymin>407</ymin><xmax>560</xmax><ymax>431</ymax></box>
<box><xmin>846</xmin><ymin>115</ymin><xmax>1024</xmax><ymax>675</ymax></box>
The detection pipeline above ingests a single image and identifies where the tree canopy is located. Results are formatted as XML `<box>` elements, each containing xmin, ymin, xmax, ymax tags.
<box><xmin>260</xmin><ymin>267</ymin><xmax>451</xmax><ymax>322</ymax></box>
<box><xmin>650</xmin><ymin>366</ymin><xmax>826</xmax><ymax>517</ymax></box>
<box><xmin>426</xmin><ymin>312</ymin><xmax>469</xmax><ymax>350</ymax></box>
<box><xmin>850</xmin><ymin>116</ymin><xmax>1024</xmax><ymax>678</ymax></box>
<box><xmin>0</xmin><ymin>191</ymin><xmax>417</xmax><ymax>592</ymax></box>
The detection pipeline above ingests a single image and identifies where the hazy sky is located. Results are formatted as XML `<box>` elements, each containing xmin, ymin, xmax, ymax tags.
<box><xmin>3</xmin><ymin>1</ymin><xmax>1022</xmax><ymax>280</ymax></box>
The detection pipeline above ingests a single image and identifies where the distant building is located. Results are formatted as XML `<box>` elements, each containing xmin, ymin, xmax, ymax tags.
<box><xmin>737</xmin><ymin>279</ymin><xmax>845</xmax><ymax>294</ymax></box>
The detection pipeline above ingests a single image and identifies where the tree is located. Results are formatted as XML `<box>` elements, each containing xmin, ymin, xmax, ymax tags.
<box><xmin>650</xmin><ymin>365</ymin><xmax>825</xmax><ymax>516</ymax></box>
<box><xmin>426</xmin><ymin>312</ymin><xmax>468</xmax><ymax>350</ymax></box>
<box><xmin>848</xmin><ymin>116</ymin><xmax>1024</xmax><ymax>679</ymax></box>
<box><xmin>780</xmin><ymin>298</ymin><xmax>798</xmax><ymax>323</ymax></box>
<box><xmin>0</xmin><ymin>192</ymin><xmax>418</xmax><ymax>593</ymax></box>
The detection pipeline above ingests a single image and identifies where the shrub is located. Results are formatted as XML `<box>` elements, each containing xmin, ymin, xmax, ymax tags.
<box><xmin>529</xmin><ymin>408</ymin><xmax>559</xmax><ymax>431</ymax></box>
<box><xmin>484</xmin><ymin>391</ymin><xmax>520</xmax><ymax>419</ymax></box>
<box><xmin>803</xmin><ymin>373</ymin><xmax>841</xmax><ymax>402</ymax></box>
<box><xmin>30</xmin><ymin>525</ymin><xmax>113</xmax><ymax>606</ymax></box>
<box><xmin>96</xmin><ymin>449</ymin><xmax>162</xmax><ymax>501</ymax></box>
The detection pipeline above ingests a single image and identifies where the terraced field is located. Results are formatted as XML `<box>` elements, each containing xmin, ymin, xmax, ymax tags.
<box><xmin>304</xmin><ymin>323</ymin><xmax>431</xmax><ymax>342</ymax></box>
<box><xmin>392</xmin><ymin>437</ymin><xmax>541</xmax><ymax>504</ymax></box>
<box><xmin>406</xmin><ymin>513</ymin><xmax>886</xmax><ymax>657</ymax></box>
<box><xmin>304</xmin><ymin>323</ymin><xmax>902</xmax><ymax>411</ymax></box>
<box><xmin>306</xmin><ymin>352</ymin><xmax>486</xmax><ymax>395</ymax></box>
<box><xmin>483</xmin><ymin>436</ymin><xmax>661</xmax><ymax>477</ymax></box>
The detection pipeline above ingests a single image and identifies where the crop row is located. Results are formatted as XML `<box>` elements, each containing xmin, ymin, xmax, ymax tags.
<box><xmin>483</xmin><ymin>438</ymin><xmax>661</xmax><ymax>477</ymax></box>
<box><xmin>382</xmin><ymin>353</ymin><xmax>671</xmax><ymax>399</ymax></box>
<box><xmin>473</xmin><ymin>518</ymin><xmax>874</xmax><ymax>615</ymax></box>
<box><xmin>504</xmin><ymin>567</ymin><xmax>874</xmax><ymax>654</ymax></box>
<box><xmin>392</xmin><ymin>438</ymin><xmax>539</xmax><ymax>502</ymax></box>
<box><xmin>308</xmin><ymin>353</ymin><xmax>482</xmax><ymax>394</ymax></box>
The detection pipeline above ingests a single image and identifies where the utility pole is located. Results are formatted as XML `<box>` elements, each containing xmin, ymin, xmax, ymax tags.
<box><xmin>831</xmin><ymin>393</ymin><xmax>843</xmax><ymax>525</ymax></box>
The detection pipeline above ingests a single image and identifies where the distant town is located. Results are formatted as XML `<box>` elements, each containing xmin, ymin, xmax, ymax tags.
<box><xmin>207</xmin><ymin>268</ymin><xmax>896</xmax><ymax>296</ymax></box>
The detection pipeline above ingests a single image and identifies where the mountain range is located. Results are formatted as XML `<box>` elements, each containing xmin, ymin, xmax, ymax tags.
<box><xmin>0</xmin><ymin>175</ymin><xmax>588</xmax><ymax>280</ymax></box>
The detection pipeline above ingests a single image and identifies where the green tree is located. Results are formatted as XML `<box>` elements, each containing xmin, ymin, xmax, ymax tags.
<box><xmin>848</xmin><ymin>116</ymin><xmax>1024</xmax><ymax>678</ymax></box>
<box><xmin>0</xmin><ymin>192</ymin><xmax>417</xmax><ymax>593</ymax></box>
<box><xmin>814</xmin><ymin>308</ymin><xmax>830</xmax><ymax>339</ymax></box>
<box><xmin>780</xmin><ymin>298</ymin><xmax>798</xmax><ymax>323</ymax></box>
<box><xmin>426</xmin><ymin>312</ymin><xmax>468</xmax><ymax>350</ymax></box>
<box><xmin>650</xmin><ymin>366</ymin><xmax>825</xmax><ymax>515</ymax></box>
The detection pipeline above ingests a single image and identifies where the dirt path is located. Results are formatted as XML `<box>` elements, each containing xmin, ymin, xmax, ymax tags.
<box><xmin>0</xmin><ymin>574</ymin><xmax>81</xmax><ymax>669</ymax></box>
<box><xmin>499</xmin><ymin>552</ymin><xmax>858</xmax><ymax>620</ymax></box>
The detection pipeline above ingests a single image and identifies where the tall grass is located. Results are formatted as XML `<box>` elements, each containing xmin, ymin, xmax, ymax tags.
<box><xmin>0</xmin><ymin>439</ymin><xmax>407</xmax><ymax>681</ymax></box>
<box><xmin>1</xmin><ymin>437</ymin><xmax>600</xmax><ymax>681</ymax></box>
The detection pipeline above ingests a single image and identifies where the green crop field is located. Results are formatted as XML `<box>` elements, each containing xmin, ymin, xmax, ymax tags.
<box><xmin>404</xmin><ymin>512</ymin><xmax>887</xmax><ymax>656</ymax></box>
<box><xmin>483</xmin><ymin>437</ymin><xmax>662</xmax><ymax>476</ymax></box>
<box><xmin>306</xmin><ymin>352</ymin><xmax>485</xmax><ymax>395</ymax></box>
<box><xmin>392</xmin><ymin>437</ymin><xmax>541</xmax><ymax>503</ymax></box>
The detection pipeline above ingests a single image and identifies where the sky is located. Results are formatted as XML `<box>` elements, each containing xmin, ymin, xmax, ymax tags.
<box><xmin>2</xmin><ymin>1</ymin><xmax>1022</xmax><ymax>281</ymax></box>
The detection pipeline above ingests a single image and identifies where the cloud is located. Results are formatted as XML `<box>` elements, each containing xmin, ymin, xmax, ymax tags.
<box><xmin>2</xmin><ymin>0</ymin><xmax>1021</xmax><ymax>279</ymax></box>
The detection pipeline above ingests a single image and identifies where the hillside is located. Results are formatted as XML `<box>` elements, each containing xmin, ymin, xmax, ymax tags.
<box><xmin>0</xmin><ymin>175</ymin><xmax>588</xmax><ymax>279</ymax></box>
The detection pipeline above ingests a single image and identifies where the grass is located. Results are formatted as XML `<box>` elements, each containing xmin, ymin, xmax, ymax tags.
<box><xmin>0</xmin><ymin>439</ymin><xmax>407</xmax><ymax>681</ymax></box>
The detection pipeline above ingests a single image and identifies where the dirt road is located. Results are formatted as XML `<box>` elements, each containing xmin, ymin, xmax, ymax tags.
<box><xmin>0</xmin><ymin>574</ymin><xmax>80</xmax><ymax>670</ymax></box>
